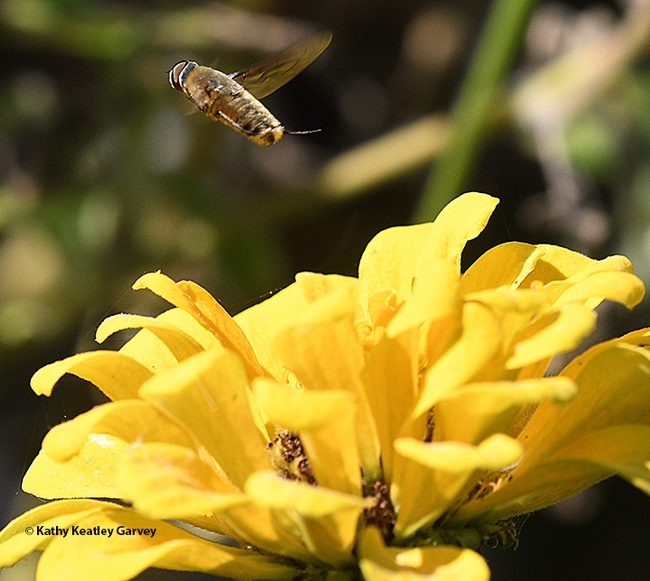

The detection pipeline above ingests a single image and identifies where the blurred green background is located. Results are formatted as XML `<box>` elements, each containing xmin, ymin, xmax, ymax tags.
<box><xmin>2</xmin><ymin>0</ymin><xmax>650</xmax><ymax>580</ymax></box>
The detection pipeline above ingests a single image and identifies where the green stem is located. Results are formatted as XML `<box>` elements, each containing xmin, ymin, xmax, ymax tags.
<box><xmin>414</xmin><ymin>0</ymin><xmax>539</xmax><ymax>223</ymax></box>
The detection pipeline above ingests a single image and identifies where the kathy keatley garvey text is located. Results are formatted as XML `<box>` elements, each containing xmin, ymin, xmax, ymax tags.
<box><xmin>34</xmin><ymin>525</ymin><xmax>156</xmax><ymax>538</ymax></box>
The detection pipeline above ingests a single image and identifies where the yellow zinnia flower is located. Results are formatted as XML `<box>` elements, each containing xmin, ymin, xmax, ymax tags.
<box><xmin>2</xmin><ymin>192</ymin><xmax>650</xmax><ymax>581</ymax></box>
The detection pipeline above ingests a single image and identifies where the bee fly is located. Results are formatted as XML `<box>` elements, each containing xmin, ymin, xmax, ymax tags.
<box><xmin>169</xmin><ymin>30</ymin><xmax>332</xmax><ymax>146</ymax></box>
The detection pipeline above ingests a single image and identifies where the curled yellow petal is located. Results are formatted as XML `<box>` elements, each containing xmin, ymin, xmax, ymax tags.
<box><xmin>434</xmin><ymin>377</ymin><xmax>577</xmax><ymax>444</ymax></box>
<box><xmin>133</xmin><ymin>272</ymin><xmax>265</xmax><ymax>380</ymax></box>
<box><xmin>552</xmin><ymin>271</ymin><xmax>644</xmax><ymax>310</ymax></box>
<box><xmin>457</xmin><ymin>343</ymin><xmax>650</xmax><ymax>522</ymax></box>
<box><xmin>41</xmin><ymin>400</ymin><xmax>194</xmax><ymax>463</ymax></box>
<box><xmin>30</xmin><ymin>351</ymin><xmax>153</xmax><ymax>399</ymax></box>
<box><xmin>528</xmin><ymin>245</ymin><xmax>626</xmax><ymax>284</ymax></box>
<box><xmin>395</xmin><ymin>435</ymin><xmax>522</xmax><ymax>474</ymax></box>
<box><xmin>96</xmin><ymin>313</ymin><xmax>205</xmax><ymax>361</ymax></box>
<box><xmin>417</xmin><ymin>192</ymin><xmax>499</xmax><ymax>273</ymax></box>
<box><xmin>506</xmin><ymin>304</ymin><xmax>596</xmax><ymax>369</ymax></box>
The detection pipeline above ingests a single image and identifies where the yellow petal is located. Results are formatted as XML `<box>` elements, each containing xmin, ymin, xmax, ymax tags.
<box><xmin>294</xmin><ymin>271</ymin><xmax>360</xmax><ymax>303</ymax></box>
<box><xmin>156</xmin><ymin>307</ymin><xmax>224</xmax><ymax>349</ymax></box>
<box><xmin>395</xmin><ymin>434</ymin><xmax>523</xmax><ymax>474</ymax></box>
<box><xmin>392</xmin><ymin>435</ymin><xmax>522</xmax><ymax>538</ymax></box>
<box><xmin>245</xmin><ymin>471</ymin><xmax>371</xmax><ymax>566</ymax></box>
<box><xmin>358</xmin><ymin>527</ymin><xmax>489</xmax><ymax>581</ymax></box>
<box><xmin>359</xmin><ymin>193</ymin><xmax>498</xmax><ymax>306</ymax></box>
<box><xmin>467</xmin><ymin>288</ymin><xmax>546</xmax><ymax>354</ymax></box>
<box><xmin>551</xmin><ymin>271</ymin><xmax>644</xmax><ymax>310</ymax></box>
<box><xmin>361</xmin><ymin>331</ymin><xmax>419</xmax><ymax>482</ymax></box>
<box><xmin>115</xmin><ymin>307</ymin><xmax>222</xmax><ymax>373</ymax></box>
<box><xmin>36</xmin><ymin>506</ymin><xmax>297</xmax><ymax>581</ymax></box>
<box><xmin>525</xmin><ymin>245</ymin><xmax>629</xmax><ymax>285</ymax></box>
<box><xmin>117</xmin><ymin>322</ymin><xmax>184</xmax><ymax>373</ymax></box>
<box><xmin>138</xmin><ymin>349</ymin><xmax>270</xmax><ymax>489</ymax></box>
<box><xmin>96</xmin><ymin>313</ymin><xmax>205</xmax><ymax>361</ymax></box>
<box><xmin>133</xmin><ymin>272</ymin><xmax>265</xmax><ymax>380</ymax></box>
<box><xmin>254</xmin><ymin>378</ymin><xmax>356</xmax><ymax>432</ymax></box>
<box><xmin>219</xmin><ymin>502</ymin><xmax>317</xmax><ymax>563</ymax></box>
<box><xmin>234</xmin><ymin>281</ymin><xmax>306</xmax><ymax>379</ymax></box>
<box><xmin>253</xmin><ymin>378</ymin><xmax>361</xmax><ymax>495</ymax></box>
<box><xmin>386</xmin><ymin>260</ymin><xmax>460</xmax><ymax>338</ymax></box>
<box><xmin>416</xmin><ymin>192</ymin><xmax>499</xmax><ymax>273</ymax></box>
<box><xmin>114</xmin><ymin>443</ymin><xmax>246</xmax><ymax>518</ymax></box>
<box><xmin>366</xmin><ymin>289</ymin><xmax>400</xmax><ymax>328</ymax></box>
<box><xmin>466</xmin><ymin>288</ymin><xmax>546</xmax><ymax>314</ymax></box>
<box><xmin>414</xmin><ymin>302</ymin><xmax>502</xmax><ymax>418</ymax></box>
<box><xmin>245</xmin><ymin>471</ymin><xmax>371</xmax><ymax>517</ymax></box>
<box><xmin>41</xmin><ymin>400</ymin><xmax>195</xmax><ymax>462</ymax></box>
<box><xmin>272</xmin><ymin>288</ymin><xmax>381</xmax><ymax>479</ymax></box>
<box><xmin>461</xmin><ymin>242</ymin><xmax>541</xmax><ymax>294</ymax></box>
<box><xmin>30</xmin><ymin>351</ymin><xmax>153</xmax><ymax>400</ymax></box>
<box><xmin>524</xmin><ymin>251</ymin><xmax>639</xmax><ymax>311</ymax></box>
<box><xmin>235</xmin><ymin>273</ymin><xmax>359</xmax><ymax>383</ymax></box>
<box><xmin>434</xmin><ymin>377</ymin><xmax>577</xmax><ymax>444</ymax></box>
<box><xmin>553</xmin><ymin>424</ymin><xmax>650</xmax><ymax>493</ymax></box>
<box><xmin>550</xmin><ymin>343</ymin><xmax>650</xmax><ymax>440</ymax></box>
<box><xmin>359</xmin><ymin>222</ymin><xmax>436</xmax><ymax>308</ymax></box>
<box><xmin>23</xmin><ymin>435</ymin><xmax>127</xmax><ymax>499</ymax></box>
<box><xmin>506</xmin><ymin>303</ymin><xmax>596</xmax><ymax>369</ymax></box>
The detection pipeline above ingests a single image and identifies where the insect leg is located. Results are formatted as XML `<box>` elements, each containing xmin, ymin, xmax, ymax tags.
<box><xmin>216</xmin><ymin>110</ymin><xmax>257</xmax><ymax>136</ymax></box>
<box><xmin>215</xmin><ymin>110</ymin><xmax>283</xmax><ymax>145</ymax></box>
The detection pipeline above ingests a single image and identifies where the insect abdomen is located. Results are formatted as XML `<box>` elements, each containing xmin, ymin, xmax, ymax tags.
<box><xmin>210</xmin><ymin>82</ymin><xmax>284</xmax><ymax>146</ymax></box>
<box><xmin>183</xmin><ymin>69</ymin><xmax>283</xmax><ymax>146</ymax></box>
<box><xmin>170</xmin><ymin>61</ymin><xmax>285</xmax><ymax>145</ymax></box>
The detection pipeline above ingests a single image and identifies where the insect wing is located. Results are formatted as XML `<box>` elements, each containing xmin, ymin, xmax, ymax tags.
<box><xmin>230</xmin><ymin>30</ymin><xmax>332</xmax><ymax>99</ymax></box>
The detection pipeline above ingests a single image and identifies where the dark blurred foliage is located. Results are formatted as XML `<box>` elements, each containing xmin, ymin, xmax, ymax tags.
<box><xmin>1</xmin><ymin>1</ymin><xmax>650</xmax><ymax>580</ymax></box>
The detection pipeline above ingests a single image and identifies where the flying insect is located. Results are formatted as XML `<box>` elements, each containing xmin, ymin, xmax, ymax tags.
<box><xmin>169</xmin><ymin>30</ymin><xmax>332</xmax><ymax>146</ymax></box>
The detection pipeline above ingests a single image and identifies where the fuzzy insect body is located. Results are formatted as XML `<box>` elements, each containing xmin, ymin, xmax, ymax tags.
<box><xmin>169</xmin><ymin>31</ymin><xmax>332</xmax><ymax>145</ymax></box>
